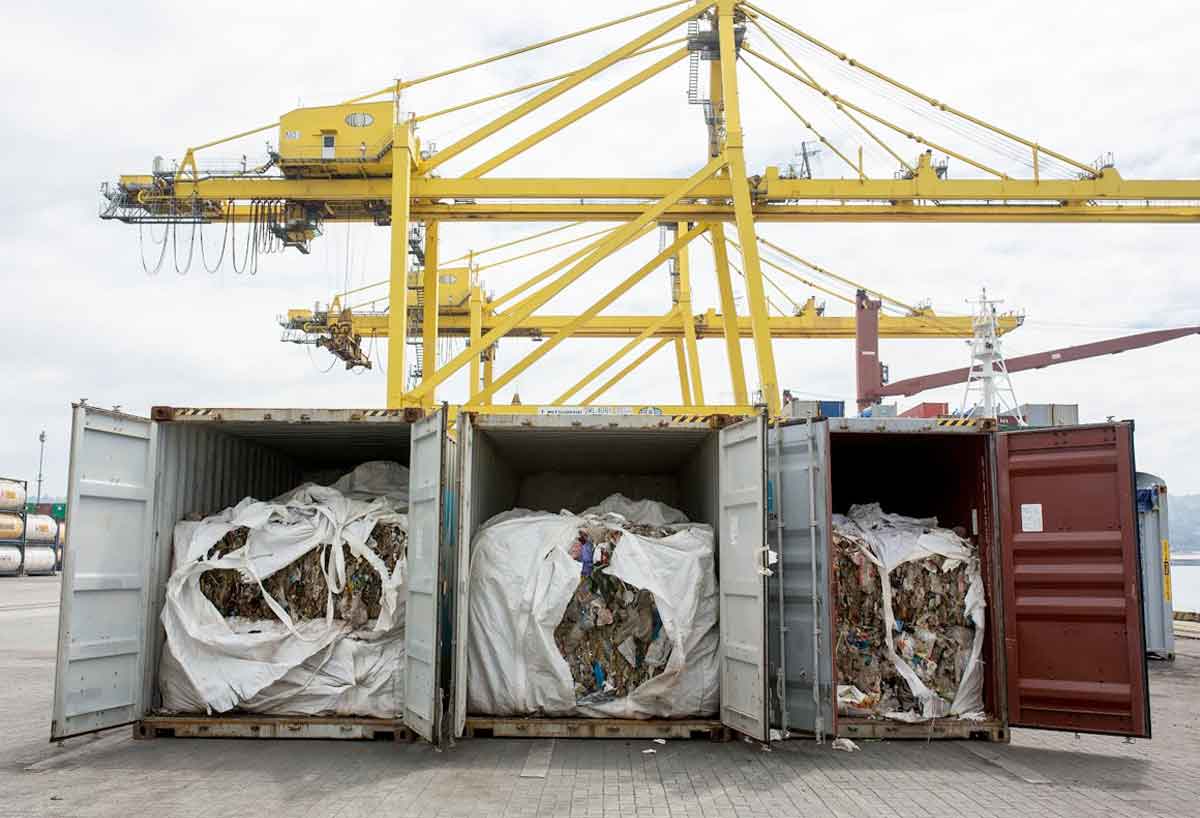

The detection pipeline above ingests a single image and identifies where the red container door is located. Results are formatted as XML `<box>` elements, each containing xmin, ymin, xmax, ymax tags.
<box><xmin>997</xmin><ymin>423</ymin><xmax>1150</xmax><ymax>737</ymax></box>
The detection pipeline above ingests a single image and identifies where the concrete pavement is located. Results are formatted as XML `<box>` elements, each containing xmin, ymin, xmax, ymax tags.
<box><xmin>2</xmin><ymin>576</ymin><xmax>1197</xmax><ymax>818</ymax></box>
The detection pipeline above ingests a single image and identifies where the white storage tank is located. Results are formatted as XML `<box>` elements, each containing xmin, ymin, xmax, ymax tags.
<box><xmin>22</xmin><ymin>546</ymin><xmax>57</xmax><ymax>576</ymax></box>
<box><xmin>0</xmin><ymin>513</ymin><xmax>23</xmax><ymax>541</ymax></box>
<box><xmin>0</xmin><ymin>545</ymin><xmax>21</xmax><ymax>575</ymax></box>
<box><xmin>24</xmin><ymin>515</ymin><xmax>58</xmax><ymax>543</ymax></box>
<box><xmin>0</xmin><ymin>480</ymin><xmax>26</xmax><ymax>512</ymax></box>
<box><xmin>52</xmin><ymin>403</ymin><xmax>452</xmax><ymax>744</ymax></box>
<box><xmin>1136</xmin><ymin>473</ymin><xmax>1175</xmax><ymax>659</ymax></box>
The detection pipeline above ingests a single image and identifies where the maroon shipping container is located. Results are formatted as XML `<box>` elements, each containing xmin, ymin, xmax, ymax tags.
<box><xmin>767</xmin><ymin>418</ymin><xmax>1150</xmax><ymax>743</ymax></box>
<box><xmin>900</xmin><ymin>402</ymin><xmax>949</xmax><ymax>419</ymax></box>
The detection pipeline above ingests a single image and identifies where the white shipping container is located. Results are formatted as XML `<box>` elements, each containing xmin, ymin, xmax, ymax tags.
<box><xmin>51</xmin><ymin>403</ymin><xmax>454</xmax><ymax>743</ymax></box>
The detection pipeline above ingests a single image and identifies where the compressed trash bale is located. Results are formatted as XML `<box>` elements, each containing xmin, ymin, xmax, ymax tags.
<box><xmin>553</xmin><ymin>521</ymin><xmax>676</xmax><ymax>704</ymax></box>
<box><xmin>833</xmin><ymin>506</ymin><xmax>981</xmax><ymax>719</ymax></box>
<box><xmin>198</xmin><ymin>520</ymin><xmax>407</xmax><ymax>622</ymax></box>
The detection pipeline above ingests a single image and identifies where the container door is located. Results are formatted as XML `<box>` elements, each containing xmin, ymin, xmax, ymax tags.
<box><xmin>404</xmin><ymin>408</ymin><xmax>449</xmax><ymax>744</ymax></box>
<box><xmin>51</xmin><ymin>405</ymin><xmax>157</xmax><ymax>740</ymax></box>
<box><xmin>997</xmin><ymin>423</ymin><xmax>1151</xmax><ymax>737</ymax></box>
<box><xmin>451</xmin><ymin>413</ymin><xmax>474</xmax><ymax>740</ymax></box>
<box><xmin>767</xmin><ymin>420</ymin><xmax>835</xmax><ymax>740</ymax></box>
<box><xmin>718</xmin><ymin>414</ymin><xmax>771</xmax><ymax>741</ymax></box>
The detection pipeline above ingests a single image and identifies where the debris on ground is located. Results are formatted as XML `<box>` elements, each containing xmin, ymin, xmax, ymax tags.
<box><xmin>832</xmin><ymin>737</ymin><xmax>860</xmax><ymax>752</ymax></box>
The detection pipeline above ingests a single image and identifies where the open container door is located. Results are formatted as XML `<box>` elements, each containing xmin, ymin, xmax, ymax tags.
<box><xmin>52</xmin><ymin>405</ymin><xmax>157</xmax><ymax>740</ymax></box>
<box><xmin>718</xmin><ymin>414</ymin><xmax>771</xmax><ymax>742</ymax></box>
<box><xmin>404</xmin><ymin>407</ymin><xmax>450</xmax><ymax>744</ymax></box>
<box><xmin>997</xmin><ymin>423</ymin><xmax>1151</xmax><ymax>737</ymax></box>
<box><xmin>767</xmin><ymin>419</ymin><xmax>835</xmax><ymax>740</ymax></box>
<box><xmin>450</xmin><ymin>413</ymin><xmax>474</xmax><ymax>740</ymax></box>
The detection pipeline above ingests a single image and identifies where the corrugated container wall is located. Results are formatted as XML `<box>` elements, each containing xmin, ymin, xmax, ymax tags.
<box><xmin>1137</xmin><ymin>473</ymin><xmax>1175</xmax><ymax>658</ymax></box>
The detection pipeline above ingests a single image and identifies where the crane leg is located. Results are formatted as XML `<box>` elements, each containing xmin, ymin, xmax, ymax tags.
<box><xmin>710</xmin><ymin>222</ymin><xmax>748</xmax><ymax>404</ymax></box>
<box><xmin>420</xmin><ymin>220</ymin><xmax>440</xmax><ymax>409</ymax></box>
<box><xmin>675</xmin><ymin>339</ymin><xmax>693</xmax><ymax>405</ymax></box>
<box><xmin>387</xmin><ymin>124</ymin><xmax>414</xmax><ymax>409</ymax></box>
<box><xmin>678</xmin><ymin>221</ymin><xmax>705</xmax><ymax>404</ymax></box>
<box><xmin>718</xmin><ymin>0</ymin><xmax>780</xmax><ymax>415</ymax></box>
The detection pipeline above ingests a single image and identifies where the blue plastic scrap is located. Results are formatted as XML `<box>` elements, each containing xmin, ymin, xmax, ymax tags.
<box><xmin>580</xmin><ymin>537</ymin><xmax>595</xmax><ymax>576</ymax></box>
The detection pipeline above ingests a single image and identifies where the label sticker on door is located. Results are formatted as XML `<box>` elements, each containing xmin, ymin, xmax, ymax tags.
<box><xmin>1020</xmin><ymin>503</ymin><xmax>1044</xmax><ymax>533</ymax></box>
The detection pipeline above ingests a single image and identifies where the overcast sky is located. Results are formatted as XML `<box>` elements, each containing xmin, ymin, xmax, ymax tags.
<box><xmin>3</xmin><ymin>0</ymin><xmax>1199</xmax><ymax>498</ymax></box>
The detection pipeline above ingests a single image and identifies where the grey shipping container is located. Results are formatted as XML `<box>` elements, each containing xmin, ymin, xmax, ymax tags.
<box><xmin>1018</xmin><ymin>403</ymin><xmax>1080</xmax><ymax>427</ymax></box>
<box><xmin>50</xmin><ymin>403</ymin><xmax>456</xmax><ymax>744</ymax></box>
<box><xmin>1136</xmin><ymin>473</ymin><xmax>1175</xmax><ymax>659</ymax></box>
<box><xmin>433</xmin><ymin>413</ymin><xmax>1152</xmax><ymax>746</ymax></box>
<box><xmin>447</xmin><ymin>411</ymin><xmax>769</xmax><ymax>741</ymax></box>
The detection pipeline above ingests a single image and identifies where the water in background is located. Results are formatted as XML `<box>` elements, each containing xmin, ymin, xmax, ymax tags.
<box><xmin>1173</xmin><ymin>564</ymin><xmax>1200</xmax><ymax>613</ymax></box>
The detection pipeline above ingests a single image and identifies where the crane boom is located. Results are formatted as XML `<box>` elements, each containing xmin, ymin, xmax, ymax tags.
<box><xmin>869</xmin><ymin>327</ymin><xmax>1200</xmax><ymax>400</ymax></box>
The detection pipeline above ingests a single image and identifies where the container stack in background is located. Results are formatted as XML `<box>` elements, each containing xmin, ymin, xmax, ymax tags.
<box><xmin>1</xmin><ymin>479</ymin><xmax>64</xmax><ymax>577</ymax></box>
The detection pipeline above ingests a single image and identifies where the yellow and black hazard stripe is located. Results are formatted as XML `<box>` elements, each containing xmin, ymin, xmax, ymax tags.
<box><xmin>670</xmin><ymin>414</ymin><xmax>711</xmax><ymax>424</ymax></box>
<box><xmin>936</xmin><ymin>418</ymin><xmax>977</xmax><ymax>427</ymax></box>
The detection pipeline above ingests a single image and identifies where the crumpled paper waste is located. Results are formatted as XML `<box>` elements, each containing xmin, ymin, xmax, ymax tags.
<box><xmin>199</xmin><ymin>520</ymin><xmax>407</xmax><ymax>623</ymax></box>
<box><xmin>834</xmin><ymin>503</ymin><xmax>982</xmax><ymax>720</ymax></box>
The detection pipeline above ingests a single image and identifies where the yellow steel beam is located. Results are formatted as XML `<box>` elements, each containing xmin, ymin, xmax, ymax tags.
<box><xmin>420</xmin><ymin>220</ymin><xmax>440</xmax><ymax>409</ymax></box>
<box><xmin>463</xmin><ymin>47</ymin><xmax>690</xmax><ymax>178</ymax></box>
<box><xmin>674</xmin><ymin>338</ymin><xmax>693</xmax><ymax>406</ymax></box>
<box><xmin>553</xmin><ymin>308</ymin><xmax>681</xmax><ymax>405</ymax></box>
<box><xmin>469</xmin><ymin>283</ymin><xmax>483</xmax><ymax>396</ymax></box>
<box><xmin>584</xmin><ymin>338</ymin><xmax>674</xmax><ymax>405</ymax></box>
<box><xmin>387</xmin><ymin>124</ymin><xmax>414</xmax><ymax>408</ymax></box>
<box><xmin>332</xmin><ymin>310</ymin><xmax>1019</xmax><ymax>338</ymax></box>
<box><xmin>676</xmin><ymin>221</ymin><xmax>704</xmax><ymax>404</ymax></box>
<box><xmin>467</xmin><ymin>223</ymin><xmax>709</xmax><ymax>405</ymax></box>
<box><xmin>719</xmin><ymin>0</ymin><xmax>780</xmax><ymax>415</ymax></box>
<box><xmin>709</xmin><ymin>223</ymin><xmax>749</xmax><ymax>404</ymax></box>
<box><xmin>419</xmin><ymin>2</ymin><xmax>712</xmax><ymax>175</ymax></box>
<box><xmin>160</xmin><ymin>173</ymin><xmax>1200</xmax><ymax>205</ymax></box>
<box><xmin>402</xmin><ymin>156</ymin><xmax>725</xmax><ymax>402</ymax></box>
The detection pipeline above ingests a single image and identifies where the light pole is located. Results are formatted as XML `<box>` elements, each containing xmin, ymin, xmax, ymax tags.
<box><xmin>36</xmin><ymin>430</ymin><xmax>46</xmax><ymax>505</ymax></box>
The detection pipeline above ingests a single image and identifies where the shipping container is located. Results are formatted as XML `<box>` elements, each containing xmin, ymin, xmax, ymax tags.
<box><xmin>50</xmin><ymin>403</ymin><xmax>455</xmax><ymax>744</ymax></box>
<box><xmin>860</xmin><ymin>403</ymin><xmax>897</xmax><ymax>418</ymax></box>
<box><xmin>785</xmin><ymin>399</ymin><xmax>845</xmax><ymax>419</ymax></box>
<box><xmin>769</xmin><ymin>418</ymin><xmax>1151</xmax><ymax>741</ymax></box>
<box><xmin>445</xmin><ymin>411</ymin><xmax>766</xmax><ymax>741</ymax></box>
<box><xmin>1136</xmin><ymin>473</ymin><xmax>1174</xmax><ymax>659</ymax></box>
<box><xmin>900</xmin><ymin>402</ymin><xmax>949</xmax><ymax>419</ymax></box>
<box><xmin>1018</xmin><ymin>403</ymin><xmax>1080</xmax><ymax>427</ymax></box>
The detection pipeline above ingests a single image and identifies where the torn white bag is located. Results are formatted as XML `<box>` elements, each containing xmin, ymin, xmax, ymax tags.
<box><xmin>466</xmin><ymin>499</ymin><xmax>719</xmax><ymax>720</ymax></box>
<box><xmin>159</xmin><ymin>481</ymin><xmax>408</xmax><ymax>717</ymax></box>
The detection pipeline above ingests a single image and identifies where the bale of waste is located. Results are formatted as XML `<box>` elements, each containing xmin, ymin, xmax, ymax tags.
<box><xmin>158</xmin><ymin>464</ymin><xmax>411</xmax><ymax>718</ymax></box>
<box><xmin>467</xmin><ymin>495</ymin><xmax>719</xmax><ymax>719</ymax></box>
<box><xmin>833</xmin><ymin>503</ymin><xmax>986</xmax><ymax>721</ymax></box>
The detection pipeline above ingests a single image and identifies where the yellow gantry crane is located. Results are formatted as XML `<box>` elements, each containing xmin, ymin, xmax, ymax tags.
<box><xmin>105</xmin><ymin>0</ymin><xmax>1200</xmax><ymax>416</ymax></box>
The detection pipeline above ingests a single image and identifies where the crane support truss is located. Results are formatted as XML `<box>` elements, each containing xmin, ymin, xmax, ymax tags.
<box><xmin>101</xmin><ymin>0</ymin><xmax>1200</xmax><ymax>413</ymax></box>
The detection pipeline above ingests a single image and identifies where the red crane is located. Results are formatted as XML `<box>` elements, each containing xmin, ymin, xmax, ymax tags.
<box><xmin>855</xmin><ymin>290</ymin><xmax>1200</xmax><ymax>412</ymax></box>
